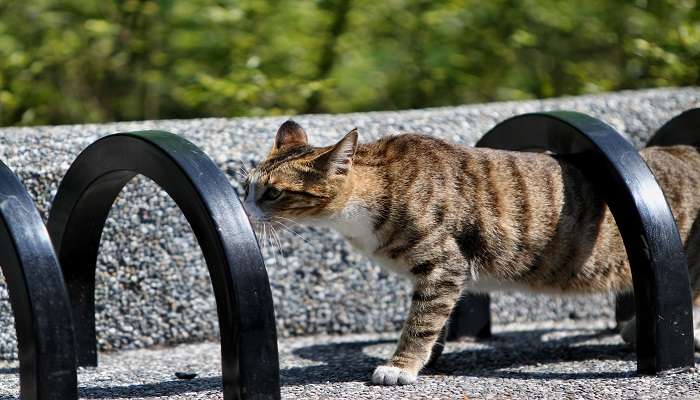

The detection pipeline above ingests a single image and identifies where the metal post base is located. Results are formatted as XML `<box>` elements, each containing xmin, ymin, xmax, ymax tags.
<box><xmin>447</xmin><ymin>294</ymin><xmax>492</xmax><ymax>340</ymax></box>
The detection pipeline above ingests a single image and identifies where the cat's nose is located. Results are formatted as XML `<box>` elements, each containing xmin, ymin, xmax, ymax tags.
<box><xmin>242</xmin><ymin>203</ymin><xmax>253</xmax><ymax>217</ymax></box>
<box><xmin>240</xmin><ymin>199</ymin><xmax>253</xmax><ymax>217</ymax></box>
<box><xmin>241</xmin><ymin>200</ymin><xmax>263</xmax><ymax>222</ymax></box>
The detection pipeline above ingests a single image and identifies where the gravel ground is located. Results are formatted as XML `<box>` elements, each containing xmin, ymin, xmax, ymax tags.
<box><xmin>2</xmin><ymin>319</ymin><xmax>699</xmax><ymax>399</ymax></box>
<box><xmin>0</xmin><ymin>88</ymin><xmax>697</xmax><ymax>359</ymax></box>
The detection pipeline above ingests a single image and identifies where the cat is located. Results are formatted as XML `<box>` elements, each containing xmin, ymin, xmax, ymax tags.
<box><xmin>242</xmin><ymin>120</ymin><xmax>700</xmax><ymax>386</ymax></box>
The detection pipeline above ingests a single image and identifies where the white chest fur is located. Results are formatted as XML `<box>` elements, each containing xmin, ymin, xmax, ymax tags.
<box><xmin>327</xmin><ymin>201</ymin><xmax>380</xmax><ymax>253</ymax></box>
<box><xmin>324</xmin><ymin>201</ymin><xmax>416</xmax><ymax>280</ymax></box>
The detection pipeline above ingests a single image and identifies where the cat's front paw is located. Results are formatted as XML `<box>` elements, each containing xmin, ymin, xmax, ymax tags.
<box><xmin>371</xmin><ymin>365</ymin><xmax>417</xmax><ymax>385</ymax></box>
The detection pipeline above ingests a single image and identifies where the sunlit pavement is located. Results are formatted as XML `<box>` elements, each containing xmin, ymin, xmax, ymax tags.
<box><xmin>1</xmin><ymin>319</ymin><xmax>698</xmax><ymax>399</ymax></box>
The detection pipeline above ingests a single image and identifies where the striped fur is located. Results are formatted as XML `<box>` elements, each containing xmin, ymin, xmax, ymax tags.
<box><xmin>243</xmin><ymin>121</ymin><xmax>700</xmax><ymax>386</ymax></box>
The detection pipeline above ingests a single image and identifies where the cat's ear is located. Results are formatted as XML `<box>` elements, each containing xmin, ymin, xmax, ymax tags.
<box><xmin>274</xmin><ymin>120</ymin><xmax>308</xmax><ymax>150</ymax></box>
<box><xmin>314</xmin><ymin>128</ymin><xmax>358</xmax><ymax>175</ymax></box>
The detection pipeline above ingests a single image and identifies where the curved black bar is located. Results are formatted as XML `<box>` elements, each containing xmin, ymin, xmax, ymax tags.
<box><xmin>613</xmin><ymin>108</ymin><xmax>700</xmax><ymax>332</ymax></box>
<box><xmin>472</xmin><ymin>111</ymin><xmax>694</xmax><ymax>374</ymax></box>
<box><xmin>46</xmin><ymin>131</ymin><xmax>280</xmax><ymax>400</ymax></box>
<box><xmin>615</xmin><ymin>109</ymin><xmax>700</xmax><ymax>328</ymax></box>
<box><xmin>0</xmin><ymin>161</ymin><xmax>77</xmax><ymax>399</ymax></box>
<box><xmin>648</xmin><ymin>108</ymin><xmax>700</xmax><ymax>147</ymax></box>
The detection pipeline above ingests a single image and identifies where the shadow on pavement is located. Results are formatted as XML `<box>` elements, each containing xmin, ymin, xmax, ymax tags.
<box><xmin>283</xmin><ymin>328</ymin><xmax>642</xmax><ymax>386</ymax></box>
<box><xmin>79</xmin><ymin>377</ymin><xmax>221</xmax><ymax>399</ymax></box>
<box><xmin>282</xmin><ymin>339</ymin><xmax>392</xmax><ymax>386</ymax></box>
<box><xmin>3</xmin><ymin>327</ymin><xmax>688</xmax><ymax>397</ymax></box>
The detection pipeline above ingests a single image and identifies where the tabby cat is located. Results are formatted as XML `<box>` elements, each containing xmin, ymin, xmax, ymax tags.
<box><xmin>242</xmin><ymin>120</ymin><xmax>700</xmax><ymax>386</ymax></box>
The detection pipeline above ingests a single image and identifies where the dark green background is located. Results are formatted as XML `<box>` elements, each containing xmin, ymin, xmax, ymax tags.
<box><xmin>1</xmin><ymin>0</ymin><xmax>698</xmax><ymax>126</ymax></box>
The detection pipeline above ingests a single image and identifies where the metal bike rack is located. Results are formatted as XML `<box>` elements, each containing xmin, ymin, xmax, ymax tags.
<box><xmin>4</xmin><ymin>111</ymin><xmax>697</xmax><ymax>395</ymax></box>
<box><xmin>648</xmin><ymin>108</ymin><xmax>700</xmax><ymax>147</ymax></box>
<box><xmin>615</xmin><ymin>108</ymin><xmax>700</xmax><ymax>328</ymax></box>
<box><xmin>46</xmin><ymin>131</ymin><xmax>280</xmax><ymax>400</ymax></box>
<box><xmin>0</xmin><ymin>160</ymin><xmax>77</xmax><ymax>399</ymax></box>
<box><xmin>443</xmin><ymin>111</ymin><xmax>695</xmax><ymax>374</ymax></box>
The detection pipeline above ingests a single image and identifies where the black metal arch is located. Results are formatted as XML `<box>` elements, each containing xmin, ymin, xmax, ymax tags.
<box><xmin>447</xmin><ymin>111</ymin><xmax>694</xmax><ymax>375</ymax></box>
<box><xmin>648</xmin><ymin>108</ymin><xmax>700</xmax><ymax>147</ymax></box>
<box><xmin>0</xmin><ymin>160</ymin><xmax>77</xmax><ymax>399</ymax></box>
<box><xmin>616</xmin><ymin>108</ymin><xmax>700</xmax><ymax>328</ymax></box>
<box><xmin>46</xmin><ymin>131</ymin><xmax>280</xmax><ymax>400</ymax></box>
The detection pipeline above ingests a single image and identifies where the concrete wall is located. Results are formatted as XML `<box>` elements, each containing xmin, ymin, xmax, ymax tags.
<box><xmin>0</xmin><ymin>88</ymin><xmax>697</xmax><ymax>359</ymax></box>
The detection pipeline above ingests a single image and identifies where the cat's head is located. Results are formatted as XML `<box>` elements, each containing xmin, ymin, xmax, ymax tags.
<box><xmin>243</xmin><ymin>120</ymin><xmax>358</xmax><ymax>223</ymax></box>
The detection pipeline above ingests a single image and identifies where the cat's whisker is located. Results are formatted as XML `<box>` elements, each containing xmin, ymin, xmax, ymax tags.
<box><xmin>269</xmin><ymin>224</ymin><xmax>285</xmax><ymax>261</ymax></box>
<box><xmin>270</xmin><ymin>219</ymin><xmax>311</xmax><ymax>245</ymax></box>
<box><xmin>258</xmin><ymin>220</ymin><xmax>285</xmax><ymax>266</ymax></box>
<box><xmin>265</xmin><ymin>223</ymin><xmax>280</xmax><ymax>265</ymax></box>
<box><xmin>270</xmin><ymin>225</ymin><xmax>282</xmax><ymax>247</ymax></box>
<box><xmin>251</xmin><ymin>221</ymin><xmax>262</xmax><ymax>243</ymax></box>
<box><xmin>246</xmin><ymin>216</ymin><xmax>290</xmax><ymax>252</ymax></box>
<box><xmin>258</xmin><ymin>223</ymin><xmax>266</xmax><ymax>246</ymax></box>
<box><xmin>232</xmin><ymin>158</ymin><xmax>251</xmax><ymax>181</ymax></box>
<box><xmin>262</xmin><ymin>222</ymin><xmax>269</xmax><ymax>251</ymax></box>
<box><xmin>234</xmin><ymin>168</ymin><xmax>250</xmax><ymax>182</ymax></box>
<box><xmin>271</xmin><ymin>216</ymin><xmax>306</xmax><ymax>234</ymax></box>
<box><xmin>272</xmin><ymin>215</ymin><xmax>306</xmax><ymax>230</ymax></box>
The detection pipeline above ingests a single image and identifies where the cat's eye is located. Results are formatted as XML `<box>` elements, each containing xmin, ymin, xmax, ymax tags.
<box><xmin>261</xmin><ymin>187</ymin><xmax>283</xmax><ymax>202</ymax></box>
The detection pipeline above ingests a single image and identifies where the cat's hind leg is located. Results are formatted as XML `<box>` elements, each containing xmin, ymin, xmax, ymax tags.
<box><xmin>619</xmin><ymin>316</ymin><xmax>636</xmax><ymax>346</ymax></box>
<box><xmin>372</xmin><ymin>253</ymin><xmax>466</xmax><ymax>385</ymax></box>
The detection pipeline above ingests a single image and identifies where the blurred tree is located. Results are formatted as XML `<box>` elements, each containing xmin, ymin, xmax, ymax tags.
<box><xmin>0</xmin><ymin>0</ymin><xmax>698</xmax><ymax>126</ymax></box>
<box><xmin>303</xmin><ymin>0</ymin><xmax>352</xmax><ymax>113</ymax></box>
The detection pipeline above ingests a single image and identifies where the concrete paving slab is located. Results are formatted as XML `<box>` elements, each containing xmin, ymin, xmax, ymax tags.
<box><xmin>2</xmin><ymin>319</ymin><xmax>698</xmax><ymax>399</ymax></box>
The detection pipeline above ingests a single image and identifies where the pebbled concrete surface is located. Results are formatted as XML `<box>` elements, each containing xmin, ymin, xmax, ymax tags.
<box><xmin>2</xmin><ymin>319</ymin><xmax>699</xmax><ymax>399</ymax></box>
<box><xmin>0</xmin><ymin>88</ymin><xmax>698</xmax><ymax>359</ymax></box>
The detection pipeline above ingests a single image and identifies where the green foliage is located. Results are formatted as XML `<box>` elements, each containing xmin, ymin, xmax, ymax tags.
<box><xmin>0</xmin><ymin>0</ymin><xmax>698</xmax><ymax>126</ymax></box>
